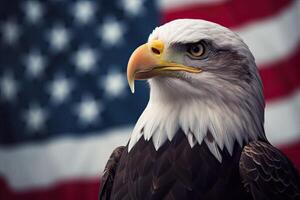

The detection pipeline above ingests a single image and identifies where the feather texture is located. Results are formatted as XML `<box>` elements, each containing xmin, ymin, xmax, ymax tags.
<box><xmin>104</xmin><ymin>129</ymin><xmax>251</xmax><ymax>200</ymax></box>
<box><xmin>128</xmin><ymin>98</ymin><xmax>263</xmax><ymax>161</ymax></box>
<box><xmin>239</xmin><ymin>141</ymin><xmax>300</xmax><ymax>200</ymax></box>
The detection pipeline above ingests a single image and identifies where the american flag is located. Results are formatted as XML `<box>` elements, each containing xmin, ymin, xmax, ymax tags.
<box><xmin>0</xmin><ymin>0</ymin><xmax>299</xmax><ymax>199</ymax></box>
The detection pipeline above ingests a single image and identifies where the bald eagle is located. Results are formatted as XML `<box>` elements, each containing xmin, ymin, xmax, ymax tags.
<box><xmin>99</xmin><ymin>19</ymin><xmax>300</xmax><ymax>200</ymax></box>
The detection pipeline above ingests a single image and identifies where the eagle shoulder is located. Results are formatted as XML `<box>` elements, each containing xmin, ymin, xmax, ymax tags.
<box><xmin>239</xmin><ymin>140</ymin><xmax>300</xmax><ymax>200</ymax></box>
<box><xmin>99</xmin><ymin>146</ymin><xmax>125</xmax><ymax>200</ymax></box>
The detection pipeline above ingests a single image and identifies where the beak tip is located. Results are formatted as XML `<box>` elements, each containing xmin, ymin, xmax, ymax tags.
<box><xmin>128</xmin><ymin>79</ymin><xmax>135</xmax><ymax>94</ymax></box>
<box><xmin>130</xmin><ymin>85</ymin><xmax>135</xmax><ymax>94</ymax></box>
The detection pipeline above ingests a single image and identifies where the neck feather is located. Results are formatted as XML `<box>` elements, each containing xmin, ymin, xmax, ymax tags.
<box><xmin>128</xmin><ymin>82</ymin><xmax>265</xmax><ymax>162</ymax></box>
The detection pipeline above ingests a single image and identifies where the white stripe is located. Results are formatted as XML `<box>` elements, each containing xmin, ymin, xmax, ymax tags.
<box><xmin>158</xmin><ymin>0</ymin><xmax>227</xmax><ymax>10</ymax></box>
<box><xmin>1</xmin><ymin>91</ymin><xmax>300</xmax><ymax>191</ymax></box>
<box><xmin>265</xmin><ymin>90</ymin><xmax>300</xmax><ymax>146</ymax></box>
<box><xmin>0</xmin><ymin>127</ymin><xmax>130</xmax><ymax>191</ymax></box>
<box><xmin>235</xmin><ymin>0</ymin><xmax>300</xmax><ymax>67</ymax></box>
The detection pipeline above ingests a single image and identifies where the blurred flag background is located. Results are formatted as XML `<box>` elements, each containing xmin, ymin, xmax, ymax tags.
<box><xmin>0</xmin><ymin>0</ymin><xmax>299</xmax><ymax>199</ymax></box>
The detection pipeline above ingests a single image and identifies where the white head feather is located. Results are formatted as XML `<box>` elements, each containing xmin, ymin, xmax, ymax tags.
<box><xmin>128</xmin><ymin>19</ymin><xmax>265</xmax><ymax>162</ymax></box>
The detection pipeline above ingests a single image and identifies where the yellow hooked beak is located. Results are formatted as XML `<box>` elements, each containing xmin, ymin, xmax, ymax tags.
<box><xmin>127</xmin><ymin>40</ymin><xmax>202</xmax><ymax>93</ymax></box>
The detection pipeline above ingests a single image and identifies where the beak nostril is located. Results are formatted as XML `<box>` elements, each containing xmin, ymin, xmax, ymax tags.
<box><xmin>151</xmin><ymin>47</ymin><xmax>161</xmax><ymax>55</ymax></box>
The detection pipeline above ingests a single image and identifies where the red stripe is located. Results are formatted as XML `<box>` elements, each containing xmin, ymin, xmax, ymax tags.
<box><xmin>280</xmin><ymin>140</ymin><xmax>300</xmax><ymax>169</ymax></box>
<box><xmin>0</xmin><ymin>178</ymin><xmax>99</xmax><ymax>200</ymax></box>
<box><xmin>161</xmin><ymin>0</ymin><xmax>291</xmax><ymax>28</ymax></box>
<box><xmin>260</xmin><ymin>44</ymin><xmax>300</xmax><ymax>101</ymax></box>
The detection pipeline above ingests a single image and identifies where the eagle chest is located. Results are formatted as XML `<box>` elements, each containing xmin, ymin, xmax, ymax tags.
<box><xmin>109</xmin><ymin>131</ymin><xmax>250</xmax><ymax>200</ymax></box>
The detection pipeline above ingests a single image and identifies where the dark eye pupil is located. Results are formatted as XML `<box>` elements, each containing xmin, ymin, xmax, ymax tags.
<box><xmin>192</xmin><ymin>46</ymin><xmax>200</xmax><ymax>53</ymax></box>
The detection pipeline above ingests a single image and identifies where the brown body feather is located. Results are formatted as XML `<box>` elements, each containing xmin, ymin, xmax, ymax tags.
<box><xmin>239</xmin><ymin>141</ymin><xmax>300</xmax><ymax>200</ymax></box>
<box><xmin>100</xmin><ymin>130</ymin><xmax>300</xmax><ymax>200</ymax></box>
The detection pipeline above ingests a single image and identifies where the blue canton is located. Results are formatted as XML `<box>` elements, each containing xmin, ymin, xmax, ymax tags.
<box><xmin>0</xmin><ymin>0</ymin><xmax>158</xmax><ymax>144</ymax></box>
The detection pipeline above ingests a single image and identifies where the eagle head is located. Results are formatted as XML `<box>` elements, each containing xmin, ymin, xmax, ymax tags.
<box><xmin>127</xmin><ymin>19</ymin><xmax>265</xmax><ymax>161</ymax></box>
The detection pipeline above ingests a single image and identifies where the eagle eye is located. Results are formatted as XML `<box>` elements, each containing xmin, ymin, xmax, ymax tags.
<box><xmin>187</xmin><ymin>42</ymin><xmax>205</xmax><ymax>58</ymax></box>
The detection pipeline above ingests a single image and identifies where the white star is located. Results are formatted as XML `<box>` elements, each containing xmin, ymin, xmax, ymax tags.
<box><xmin>1</xmin><ymin>20</ymin><xmax>20</xmax><ymax>45</ymax></box>
<box><xmin>101</xmin><ymin>70</ymin><xmax>126</xmax><ymax>98</ymax></box>
<box><xmin>75</xmin><ymin>96</ymin><xmax>103</xmax><ymax>125</ymax></box>
<box><xmin>47</xmin><ymin>75</ymin><xmax>73</xmax><ymax>104</ymax></box>
<box><xmin>72</xmin><ymin>1</ymin><xmax>96</xmax><ymax>25</ymax></box>
<box><xmin>121</xmin><ymin>0</ymin><xmax>144</xmax><ymax>16</ymax></box>
<box><xmin>73</xmin><ymin>47</ymin><xmax>98</xmax><ymax>73</ymax></box>
<box><xmin>99</xmin><ymin>18</ymin><xmax>125</xmax><ymax>46</ymax></box>
<box><xmin>48</xmin><ymin>24</ymin><xmax>70</xmax><ymax>52</ymax></box>
<box><xmin>23</xmin><ymin>103</ymin><xmax>48</xmax><ymax>132</ymax></box>
<box><xmin>24</xmin><ymin>50</ymin><xmax>47</xmax><ymax>78</ymax></box>
<box><xmin>0</xmin><ymin>71</ymin><xmax>18</xmax><ymax>102</ymax></box>
<box><xmin>23</xmin><ymin>0</ymin><xmax>44</xmax><ymax>24</ymax></box>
